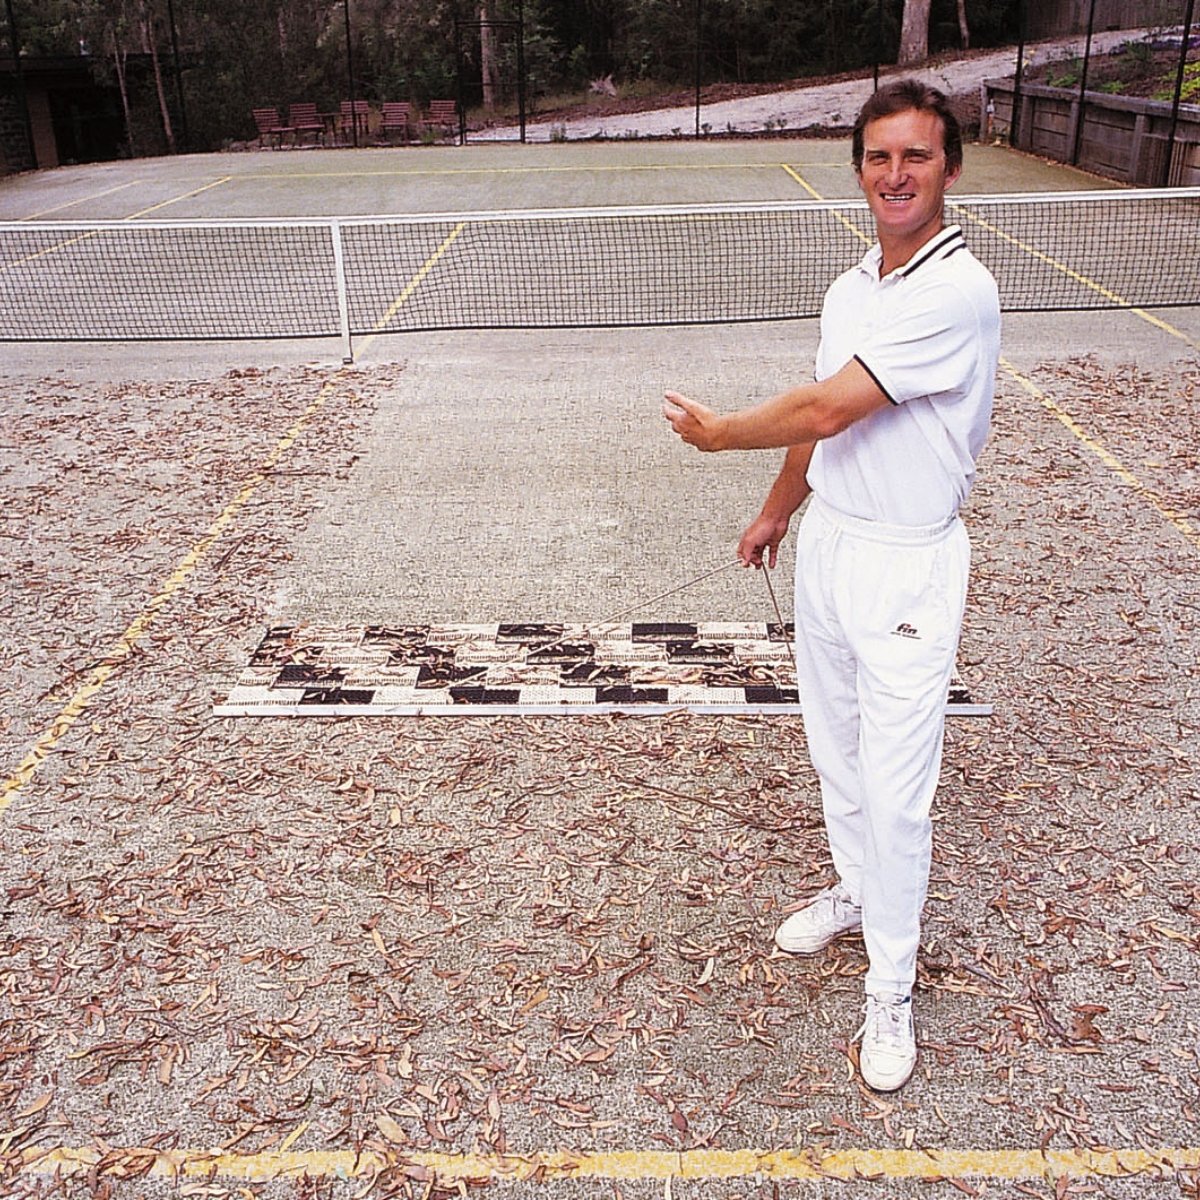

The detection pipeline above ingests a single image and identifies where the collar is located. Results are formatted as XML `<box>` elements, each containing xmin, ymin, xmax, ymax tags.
<box><xmin>858</xmin><ymin>225</ymin><xmax>966</xmax><ymax>282</ymax></box>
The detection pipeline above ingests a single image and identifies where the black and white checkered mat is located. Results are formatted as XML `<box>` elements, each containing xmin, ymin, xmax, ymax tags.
<box><xmin>214</xmin><ymin>623</ymin><xmax>990</xmax><ymax>716</ymax></box>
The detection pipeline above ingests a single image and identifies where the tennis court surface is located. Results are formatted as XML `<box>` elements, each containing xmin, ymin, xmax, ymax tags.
<box><xmin>1</xmin><ymin>141</ymin><xmax>1199</xmax><ymax>1198</ymax></box>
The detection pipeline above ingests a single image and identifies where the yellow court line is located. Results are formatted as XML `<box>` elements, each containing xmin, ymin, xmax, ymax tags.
<box><xmin>1</xmin><ymin>177</ymin><xmax>235</xmax><ymax>272</ymax></box>
<box><xmin>950</xmin><ymin>202</ymin><xmax>1199</xmax><ymax>351</ymax></box>
<box><xmin>2</xmin><ymin>227</ymin><xmax>107</xmax><ymax>271</ymax></box>
<box><xmin>783</xmin><ymin>167</ymin><xmax>1197</xmax><ymax>548</ymax></box>
<box><xmin>1</xmin><ymin>218</ymin><xmax>474</xmax><ymax>814</ymax></box>
<box><xmin>776</xmin><ymin>173</ymin><xmax>1195</xmax><ymax>351</ymax></box>
<box><xmin>1000</xmin><ymin>357</ymin><xmax>1199</xmax><ymax>552</ymax></box>
<box><xmin>0</xmin><ymin>385</ymin><xmax>338</xmax><ymax>817</ymax></box>
<box><xmin>781</xmin><ymin>163</ymin><xmax>825</xmax><ymax>200</ymax></box>
<box><xmin>781</xmin><ymin>164</ymin><xmax>871</xmax><ymax>245</ymax></box>
<box><xmin>18</xmin><ymin>180</ymin><xmax>139</xmax><ymax>220</ymax></box>
<box><xmin>361</xmin><ymin>222</ymin><xmax>466</xmax><ymax>344</ymax></box>
<box><xmin>15</xmin><ymin>1145</ymin><xmax>1200</xmax><ymax>1185</ymax></box>
<box><xmin>125</xmin><ymin>176</ymin><xmax>233</xmax><ymax>218</ymax></box>
<box><xmin>229</xmin><ymin>161</ymin><xmax>852</xmax><ymax>181</ymax></box>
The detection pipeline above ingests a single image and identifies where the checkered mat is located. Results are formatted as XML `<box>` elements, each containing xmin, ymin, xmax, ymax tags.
<box><xmin>213</xmin><ymin>623</ymin><xmax>991</xmax><ymax>716</ymax></box>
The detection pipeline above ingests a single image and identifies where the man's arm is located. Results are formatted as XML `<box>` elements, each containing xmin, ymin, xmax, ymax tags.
<box><xmin>738</xmin><ymin>443</ymin><xmax>815</xmax><ymax>569</ymax></box>
<box><xmin>663</xmin><ymin>357</ymin><xmax>890</xmax><ymax>452</ymax></box>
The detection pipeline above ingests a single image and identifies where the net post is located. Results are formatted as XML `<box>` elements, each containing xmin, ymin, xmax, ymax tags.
<box><xmin>330</xmin><ymin>220</ymin><xmax>354</xmax><ymax>363</ymax></box>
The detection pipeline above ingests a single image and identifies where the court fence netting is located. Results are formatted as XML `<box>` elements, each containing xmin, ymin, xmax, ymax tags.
<box><xmin>2</xmin><ymin>188</ymin><xmax>1197</xmax><ymax>361</ymax></box>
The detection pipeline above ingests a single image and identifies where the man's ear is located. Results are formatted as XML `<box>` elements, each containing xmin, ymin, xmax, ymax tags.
<box><xmin>944</xmin><ymin>161</ymin><xmax>963</xmax><ymax>191</ymax></box>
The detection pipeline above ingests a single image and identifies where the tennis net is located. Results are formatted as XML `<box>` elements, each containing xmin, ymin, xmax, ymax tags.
<box><xmin>1</xmin><ymin>189</ymin><xmax>1196</xmax><ymax>353</ymax></box>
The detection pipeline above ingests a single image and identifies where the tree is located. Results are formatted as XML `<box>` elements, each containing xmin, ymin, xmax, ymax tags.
<box><xmin>479</xmin><ymin>0</ymin><xmax>499</xmax><ymax>110</ymax></box>
<box><xmin>898</xmin><ymin>0</ymin><xmax>931</xmax><ymax>64</ymax></box>
<box><xmin>137</xmin><ymin>0</ymin><xmax>176</xmax><ymax>152</ymax></box>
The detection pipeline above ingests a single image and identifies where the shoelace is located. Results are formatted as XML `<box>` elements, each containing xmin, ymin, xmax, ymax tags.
<box><xmin>825</xmin><ymin>888</ymin><xmax>861</xmax><ymax>926</ymax></box>
<box><xmin>854</xmin><ymin>995</ymin><xmax>911</xmax><ymax>1047</ymax></box>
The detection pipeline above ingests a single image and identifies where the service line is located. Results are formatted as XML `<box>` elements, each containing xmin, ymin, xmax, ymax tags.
<box><xmin>0</xmin><ymin>385</ymin><xmax>337</xmax><ymax>817</ymax></box>
<box><xmin>0</xmin><ymin>177</ymin><xmax>234</xmax><ymax>272</ymax></box>
<box><xmin>0</xmin><ymin>203</ymin><xmax>473</xmax><ymax>814</ymax></box>
<box><xmin>783</xmin><ymin>169</ymin><xmax>1197</xmax><ymax>550</ymax></box>
<box><xmin>1000</xmin><ymin>357</ymin><xmax>1199</xmax><ymax>552</ymax></box>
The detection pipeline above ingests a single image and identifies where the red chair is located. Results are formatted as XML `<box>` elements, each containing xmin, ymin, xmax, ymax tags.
<box><xmin>381</xmin><ymin>102</ymin><xmax>414</xmax><ymax>143</ymax></box>
<box><xmin>252</xmin><ymin>107</ymin><xmax>293</xmax><ymax>148</ymax></box>
<box><xmin>288</xmin><ymin>103</ymin><xmax>325</xmax><ymax>145</ymax></box>
<box><xmin>424</xmin><ymin>99</ymin><xmax>459</xmax><ymax>143</ymax></box>
<box><xmin>338</xmin><ymin>99</ymin><xmax>371</xmax><ymax>144</ymax></box>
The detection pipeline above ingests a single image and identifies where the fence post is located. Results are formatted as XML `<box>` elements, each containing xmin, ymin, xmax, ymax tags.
<box><xmin>330</xmin><ymin>221</ymin><xmax>354</xmax><ymax>364</ymax></box>
<box><xmin>1071</xmin><ymin>0</ymin><xmax>1097</xmax><ymax>166</ymax></box>
<box><xmin>517</xmin><ymin>0</ymin><xmax>526</xmax><ymax>144</ymax></box>
<box><xmin>1164</xmin><ymin>0</ymin><xmax>1198</xmax><ymax>186</ymax></box>
<box><xmin>342</xmin><ymin>0</ymin><xmax>358</xmax><ymax>148</ymax></box>
<box><xmin>1011</xmin><ymin>0</ymin><xmax>1027</xmax><ymax>149</ymax></box>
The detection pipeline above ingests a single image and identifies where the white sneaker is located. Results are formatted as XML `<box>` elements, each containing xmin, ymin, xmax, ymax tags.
<box><xmin>855</xmin><ymin>992</ymin><xmax>917</xmax><ymax>1092</ymax></box>
<box><xmin>774</xmin><ymin>882</ymin><xmax>862</xmax><ymax>954</ymax></box>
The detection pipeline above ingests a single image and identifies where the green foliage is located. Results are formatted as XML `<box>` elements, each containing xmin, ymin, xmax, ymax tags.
<box><xmin>1046</xmin><ymin>57</ymin><xmax>1082</xmax><ymax>89</ymax></box>
<box><xmin>12</xmin><ymin>0</ymin><xmax>85</xmax><ymax>55</ymax></box>
<box><xmin>15</xmin><ymin>0</ymin><xmax>1027</xmax><ymax>154</ymax></box>
<box><xmin>1122</xmin><ymin>40</ymin><xmax>1154</xmax><ymax>72</ymax></box>
<box><xmin>1153</xmin><ymin>60</ymin><xmax>1200</xmax><ymax>104</ymax></box>
<box><xmin>959</xmin><ymin>0</ymin><xmax>1020</xmax><ymax>47</ymax></box>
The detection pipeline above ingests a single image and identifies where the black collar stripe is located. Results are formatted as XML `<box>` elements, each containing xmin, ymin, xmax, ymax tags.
<box><xmin>898</xmin><ymin>226</ymin><xmax>966</xmax><ymax>277</ymax></box>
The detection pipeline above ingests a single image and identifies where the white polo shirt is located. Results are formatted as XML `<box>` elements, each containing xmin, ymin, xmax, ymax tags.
<box><xmin>807</xmin><ymin>224</ymin><xmax>1001</xmax><ymax>527</ymax></box>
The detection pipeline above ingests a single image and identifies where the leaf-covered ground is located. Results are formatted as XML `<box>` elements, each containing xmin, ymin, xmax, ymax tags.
<box><xmin>0</xmin><ymin>353</ymin><xmax>1197</xmax><ymax>1199</ymax></box>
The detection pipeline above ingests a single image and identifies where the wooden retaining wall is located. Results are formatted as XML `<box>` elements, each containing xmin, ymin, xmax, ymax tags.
<box><xmin>983</xmin><ymin>79</ymin><xmax>1200</xmax><ymax>186</ymax></box>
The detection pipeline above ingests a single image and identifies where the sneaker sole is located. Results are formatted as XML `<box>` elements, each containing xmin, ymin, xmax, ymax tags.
<box><xmin>773</xmin><ymin>922</ymin><xmax>863</xmax><ymax>955</ymax></box>
<box><xmin>860</xmin><ymin>1050</ymin><xmax>917</xmax><ymax>1092</ymax></box>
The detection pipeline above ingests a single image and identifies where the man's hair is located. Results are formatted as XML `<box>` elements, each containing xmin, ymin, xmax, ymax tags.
<box><xmin>851</xmin><ymin>78</ymin><xmax>963</xmax><ymax>175</ymax></box>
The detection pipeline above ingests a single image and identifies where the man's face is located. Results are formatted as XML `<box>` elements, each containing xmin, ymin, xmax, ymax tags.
<box><xmin>856</xmin><ymin>107</ymin><xmax>962</xmax><ymax>250</ymax></box>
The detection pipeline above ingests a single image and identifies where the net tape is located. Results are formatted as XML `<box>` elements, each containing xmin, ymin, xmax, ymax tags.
<box><xmin>1</xmin><ymin>189</ymin><xmax>1196</xmax><ymax>342</ymax></box>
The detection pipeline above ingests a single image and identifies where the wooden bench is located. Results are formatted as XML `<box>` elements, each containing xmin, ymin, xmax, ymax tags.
<box><xmin>381</xmin><ymin>102</ymin><xmax>414</xmax><ymax>142</ymax></box>
<box><xmin>338</xmin><ymin>99</ymin><xmax>371</xmax><ymax>144</ymax></box>
<box><xmin>252</xmin><ymin>107</ymin><xmax>293</xmax><ymax>148</ymax></box>
<box><xmin>424</xmin><ymin>99</ymin><xmax>459</xmax><ymax>142</ymax></box>
<box><xmin>288</xmin><ymin>102</ymin><xmax>325</xmax><ymax>145</ymax></box>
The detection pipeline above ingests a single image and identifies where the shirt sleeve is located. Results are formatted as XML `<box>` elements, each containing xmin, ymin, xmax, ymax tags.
<box><xmin>853</xmin><ymin>277</ymin><xmax>984</xmax><ymax>406</ymax></box>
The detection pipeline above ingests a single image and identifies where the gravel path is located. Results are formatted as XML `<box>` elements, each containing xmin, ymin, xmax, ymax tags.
<box><xmin>479</xmin><ymin>29</ymin><xmax>1147</xmax><ymax>142</ymax></box>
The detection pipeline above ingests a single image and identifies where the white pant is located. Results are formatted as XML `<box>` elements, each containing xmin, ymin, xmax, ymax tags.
<box><xmin>793</xmin><ymin>495</ymin><xmax>970</xmax><ymax>996</ymax></box>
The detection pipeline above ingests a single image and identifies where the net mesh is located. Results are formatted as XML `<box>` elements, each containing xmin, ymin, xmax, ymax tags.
<box><xmin>1</xmin><ymin>189</ymin><xmax>1196</xmax><ymax>342</ymax></box>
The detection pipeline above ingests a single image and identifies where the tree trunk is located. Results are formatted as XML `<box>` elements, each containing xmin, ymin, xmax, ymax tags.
<box><xmin>110</xmin><ymin>30</ymin><xmax>136</xmax><ymax>158</ymax></box>
<box><xmin>479</xmin><ymin>1</ymin><xmax>498</xmax><ymax>111</ymax></box>
<box><xmin>897</xmin><ymin>0</ymin><xmax>931</xmax><ymax>66</ymax></box>
<box><xmin>957</xmin><ymin>0</ymin><xmax>970</xmax><ymax>49</ymax></box>
<box><xmin>140</xmin><ymin>1</ymin><xmax>176</xmax><ymax>153</ymax></box>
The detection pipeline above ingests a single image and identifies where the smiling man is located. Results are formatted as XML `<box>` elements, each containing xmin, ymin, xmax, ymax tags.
<box><xmin>662</xmin><ymin>80</ymin><xmax>1000</xmax><ymax>1092</ymax></box>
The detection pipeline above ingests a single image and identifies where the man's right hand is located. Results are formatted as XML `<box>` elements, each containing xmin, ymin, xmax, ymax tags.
<box><xmin>738</xmin><ymin>514</ymin><xmax>790</xmax><ymax>569</ymax></box>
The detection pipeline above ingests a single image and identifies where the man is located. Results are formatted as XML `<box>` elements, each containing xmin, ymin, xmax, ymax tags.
<box><xmin>662</xmin><ymin>79</ymin><xmax>999</xmax><ymax>1092</ymax></box>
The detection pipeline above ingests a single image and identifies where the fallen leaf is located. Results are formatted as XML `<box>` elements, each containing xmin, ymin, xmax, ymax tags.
<box><xmin>375</xmin><ymin>1113</ymin><xmax>407</xmax><ymax>1144</ymax></box>
<box><xmin>16</xmin><ymin>1093</ymin><xmax>52</xmax><ymax>1120</ymax></box>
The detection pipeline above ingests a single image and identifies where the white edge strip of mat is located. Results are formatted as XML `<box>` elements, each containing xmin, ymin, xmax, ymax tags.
<box><xmin>213</xmin><ymin>701</ymin><xmax>993</xmax><ymax>718</ymax></box>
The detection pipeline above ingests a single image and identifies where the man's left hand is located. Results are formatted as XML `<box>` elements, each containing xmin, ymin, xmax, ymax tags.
<box><xmin>662</xmin><ymin>391</ymin><xmax>727</xmax><ymax>452</ymax></box>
